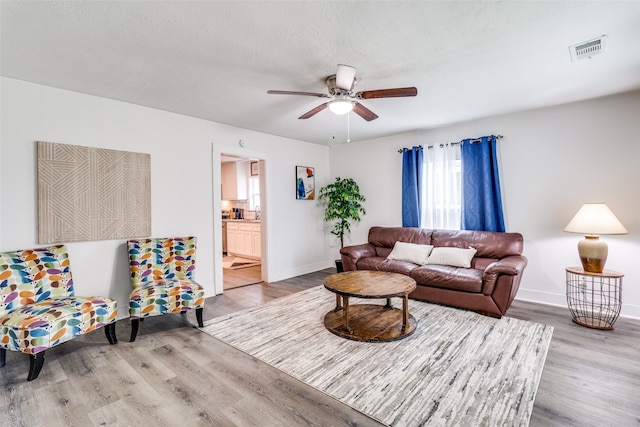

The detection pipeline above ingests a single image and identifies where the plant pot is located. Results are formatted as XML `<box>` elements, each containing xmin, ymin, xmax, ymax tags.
<box><xmin>335</xmin><ymin>259</ymin><xmax>344</xmax><ymax>273</ymax></box>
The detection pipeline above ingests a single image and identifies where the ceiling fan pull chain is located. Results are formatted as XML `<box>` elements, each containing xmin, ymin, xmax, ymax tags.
<box><xmin>347</xmin><ymin>112</ymin><xmax>351</xmax><ymax>143</ymax></box>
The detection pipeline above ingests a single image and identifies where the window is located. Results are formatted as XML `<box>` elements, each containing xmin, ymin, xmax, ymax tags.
<box><xmin>420</xmin><ymin>143</ymin><xmax>462</xmax><ymax>230</ymax></box>
<box><xmin>248</xmin><ymin>175</ymin><xmax>260</xmax><ymax>211</ymax></box>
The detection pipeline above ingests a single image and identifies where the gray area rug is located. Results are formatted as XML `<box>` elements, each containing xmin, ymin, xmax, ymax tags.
<box><xmin>201</xmin><ymin>286</ymin><xmax>553</xmax><ymax>426</ymax></box>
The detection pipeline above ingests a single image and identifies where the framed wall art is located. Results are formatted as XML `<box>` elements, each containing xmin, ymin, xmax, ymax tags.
<box><xmin>37</xmin><ymin>140</ymin><xmax>151</xmax><ymax>243</ymax></box>
<box><xmin>295</xmin><ymin>166</ymin><xmax>315</xmax><ymax>200</ymax></box>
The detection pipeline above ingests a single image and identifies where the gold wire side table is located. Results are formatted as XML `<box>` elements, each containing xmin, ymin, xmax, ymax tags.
<box><xmin>565</xmin><ymin>267</ymin><xmax>623</xmax><ymax>330</ymax></box>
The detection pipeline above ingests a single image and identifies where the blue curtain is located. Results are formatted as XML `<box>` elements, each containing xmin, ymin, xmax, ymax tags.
<box><xmin>460</xmin><ymin>136</ymin><xmax>505</xmax><ymax>232</ymax></box>
<box><xmin>401</xmin><ymin>146</ymin><xmax>423</xmax><ymax>227</ymax></box>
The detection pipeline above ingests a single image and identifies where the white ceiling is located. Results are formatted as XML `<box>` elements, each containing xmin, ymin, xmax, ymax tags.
<box><xmin>2</xmin><ymin>1</ymin><xmax>640</xmax><ymax>145</ymax></box>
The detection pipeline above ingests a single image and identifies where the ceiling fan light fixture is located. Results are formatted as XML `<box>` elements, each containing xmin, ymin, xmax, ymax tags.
<box><xmin>267</xmin><ymin>63</ymin><xmax>416</xmax><ymax>121</ymax></box>
<box><xmin>328</xmin><ymin>99</ymin><xmax>354</xmax><ymax>115</ymax></box>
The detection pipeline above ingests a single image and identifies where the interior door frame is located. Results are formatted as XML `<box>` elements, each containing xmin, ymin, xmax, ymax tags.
<box><xmin>212</xmin><ymin>143</ymin><xmax>269</xmax><ymax>295</ymax></box>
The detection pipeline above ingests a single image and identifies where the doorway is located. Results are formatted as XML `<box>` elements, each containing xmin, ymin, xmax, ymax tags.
<box><xmin>219</xmin><ymin>153</ymin><xmax>265</xmax><ymax>290</ymax></box>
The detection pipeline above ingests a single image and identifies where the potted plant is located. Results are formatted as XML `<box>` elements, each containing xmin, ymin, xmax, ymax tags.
<box><xmin>318</xmin><ymin>177</ymin><xmax>366</xmax><ymax>272</ymax></box>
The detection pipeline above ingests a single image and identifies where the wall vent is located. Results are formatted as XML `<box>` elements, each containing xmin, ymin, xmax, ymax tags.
<box><xmin>569</xmin><ymin>35</ymin><xmax>608</xmax><ymax>62</ymax></box>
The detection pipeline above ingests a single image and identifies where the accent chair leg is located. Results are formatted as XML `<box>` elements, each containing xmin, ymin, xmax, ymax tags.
<box><xmin>130</xmin><ymin>318</ymin><xmax>140</xmax><ymax>342</ymax></box>
<box><xmin>0</xmin><ymin>348</ymin><xmax>6</xmax><ymax>368</ymax></box>
<box><xmin>27</xmin><ymin>351</ymin><xmax>46</xmax><ymax>381</ymax></box>
<box><xmin>196</xmin><ymin>307</ymin><xmax>204</xmax><ymax>328</ymax></box>
<box><xmin>105</xmin><ymin>323</ymin><xmax>118</xmax><ymax>345</ymax></box>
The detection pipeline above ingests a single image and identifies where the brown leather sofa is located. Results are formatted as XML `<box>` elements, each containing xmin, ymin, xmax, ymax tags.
<box><xmin>340</xmin><ymin>226</ymin><xmax>527</xmax><ymax>318</ymax></box>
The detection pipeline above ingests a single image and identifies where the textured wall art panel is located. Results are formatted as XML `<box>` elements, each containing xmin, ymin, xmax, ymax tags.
<box><xmin>37</xmin><ymin>141</ymin><xmax>151</xmax><ymax>243</ymax></box>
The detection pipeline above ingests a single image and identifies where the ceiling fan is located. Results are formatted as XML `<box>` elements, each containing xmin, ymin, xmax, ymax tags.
<box><xmin>267</xmin><ymin>64</ymin><xmax>417</xmax><ymax>121</ymax></box>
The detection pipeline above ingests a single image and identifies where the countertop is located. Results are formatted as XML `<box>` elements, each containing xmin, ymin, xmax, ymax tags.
<box><xmin>222</xmin><ymin>219</ymin><xmax>261</xmax><ymax>223</ymax></box>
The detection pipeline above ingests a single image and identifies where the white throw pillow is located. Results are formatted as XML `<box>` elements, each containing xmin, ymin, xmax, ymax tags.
<box><xmin>387</xmin><ymin>242</ymin><xmax>434</xmax><ymax>265</ymax></box>
<box><xmin>424</xmin><ymin>247</ymin><xmax>477</xmax><ymax>268</ymax></box>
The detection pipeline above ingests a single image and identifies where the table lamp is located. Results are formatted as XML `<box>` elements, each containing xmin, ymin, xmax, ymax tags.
<box><xmin>564</xmin><ymin>203</ymin><xmax>628</xmax><ymax>273</ymax></box>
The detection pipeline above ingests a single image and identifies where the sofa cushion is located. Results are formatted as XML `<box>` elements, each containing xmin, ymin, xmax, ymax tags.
<box><xmin>357</xmin><ymin>257</ymin><xmax>418</xmax><ymax>276</ymax></box>
<box><xmin>424</xmin><ymin>247</ymin><xmax>477</xmax><ymax>268</ymax></box>
<box><xmin>369</xmin><ymin>226</ymin><xmax>433</xmax><ymax>249</ymax></box>
<box><xmin>387</xmin><ymin>242</ymin><xmax>434</xmax><ymax>265</ymax></box>
<box><xmin>0</xmin><ymin>297</ymin><xmax>117</xmax><ymax>354</ymax></box>
<box><xmin>430</xmin><ymin>230</ymin><xmax>523</xmax><ymax>258</ymax></box>
<box><xmin>473</xmin><ymin>257</ymin><xmax>499</xmax><ymax>270</ymax></box>
<box><xmin>376</xmin><ymin>247</ymin><xmax>393</xmax><ymax>258</ymax></box>
<box><xmin>411</xmin><ymin>265</ymin><xmax>483</xmax><ymax>293</ymax></box>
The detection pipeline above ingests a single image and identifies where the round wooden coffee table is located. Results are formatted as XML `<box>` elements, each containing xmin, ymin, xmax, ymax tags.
<box><xmin>323</xmin><ymin>270</ymin><xmax>417</xmax><ymax>342</ymax></box>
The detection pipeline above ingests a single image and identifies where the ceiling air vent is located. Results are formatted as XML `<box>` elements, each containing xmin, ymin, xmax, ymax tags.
<box><xmin>569</xmin><ymin>35</ymin><xmax>608</xmax><ymax>62</ymax></box>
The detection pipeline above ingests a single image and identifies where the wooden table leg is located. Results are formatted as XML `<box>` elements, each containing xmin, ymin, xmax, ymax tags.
<box><xmin>334</xmin><ymin>294</ymin><xmax>342</xmax><ymax>312</ymax></box>
<box><xmin>385</xmin><ymin>297</ymin><xmax>393</xmax><ymax>309</ymax></box>
<box><xmin>342</xmin><ymin>295</ymin><xmax>352</xmax><ymax>334</ymax></box>
<box><xmin>402</xmin><ymin>295</ymin><xmax>409</xmax><ymax>332</ymax></box>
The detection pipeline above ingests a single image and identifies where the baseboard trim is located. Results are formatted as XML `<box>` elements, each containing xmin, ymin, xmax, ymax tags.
<box><xmin>516</xmin><ymin>288</ymin><xmax>640</xmax><ymax>320</ymax></box>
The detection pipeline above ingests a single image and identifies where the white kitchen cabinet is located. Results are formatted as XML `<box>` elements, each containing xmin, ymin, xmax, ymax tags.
<box><xmin>251</xmin><ymin>223</ymin><xmax>261</xmax><ymax>258</ymax></box>
<box><xmin>221</xmin><ymin>161</ymin><xmax>248</xmax><ymax>200</ymax></box>
<box><xmin>226</xmin><ymin>221</ymin><xmax>239</xmax><ymax>254</ymax></box>
<box><xmin>226</xmin><ymin>221</ymin><xmax>261</xmax><ymax>259</ymax></box>
<box><xmin>238</xmin><ymin>223</ymin><xmax>252</xmax><ymax>256</ymax></box>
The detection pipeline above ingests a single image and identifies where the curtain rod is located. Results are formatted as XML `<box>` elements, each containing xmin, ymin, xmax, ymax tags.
<box><xmin>397</xmin><ymin>135</ymin><xmax>503</xmax><ymax>153</ymax></box>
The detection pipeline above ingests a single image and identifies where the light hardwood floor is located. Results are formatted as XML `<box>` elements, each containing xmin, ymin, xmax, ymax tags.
<box><xmin>1</xmin><ymin>268</ymin><xmax>638</xmax><ymax>426</ymax></box>
<box><xmin>223</xmin><ymin>264</ymin><xmax>262</xmax><ymax>290</ymax></box>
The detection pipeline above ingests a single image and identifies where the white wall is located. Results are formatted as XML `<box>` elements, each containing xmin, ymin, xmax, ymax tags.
<box><xmin>4</xmin><ymin>77</ymin><xmax>638</xmax><ymax>320</ymax></box>
<box><xmin>331</xmin><ymin>90</ymin><xmax>640</xmax><ymax>318</ymax></box>
<box><xmin>0</xmin><ymin>77</ymin><xmax>333</xmax><ymax>321</ymax></box>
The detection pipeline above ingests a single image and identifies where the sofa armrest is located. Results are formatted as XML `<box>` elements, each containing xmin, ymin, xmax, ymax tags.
<box><xmin>481</xmin><ymin>255</ymin><xmax>528</xmax><ymax>295</ymax></box>
<box><xmin>340</xmin><ymin>243</ymin><xmax>377</xmax><ymax>271</ymax></box>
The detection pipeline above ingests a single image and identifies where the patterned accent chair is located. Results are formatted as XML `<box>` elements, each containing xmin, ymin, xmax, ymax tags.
<box><xmin>0</xmin><ymin>245</ymin><xmax>117</xmax><ymax>381</ymax></box>
<box><xmin>127</xmin><ymin>236</ymin><xmax>205</xmax><ymax>342</ymax></box>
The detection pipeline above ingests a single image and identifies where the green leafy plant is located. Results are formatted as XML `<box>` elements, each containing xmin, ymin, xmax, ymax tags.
<box><xmin>318</xmin><ymin>177</ymin><xmax>366</xmax><ymax>249</ymax></box>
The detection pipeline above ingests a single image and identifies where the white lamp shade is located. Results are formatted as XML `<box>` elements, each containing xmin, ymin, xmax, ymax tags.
<box><xmin>564</xmin><ymin>203</ymin><xmax>628</xmax><ymax>235</ymax></box>
<box><xmin>328</xmin><ymin>99</ymin><xmax>354</xmax><ymax>115</ymax></box>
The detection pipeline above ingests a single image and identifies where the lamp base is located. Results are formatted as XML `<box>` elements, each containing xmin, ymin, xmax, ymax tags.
<box><xmin>578</xmin><ymin>235</ymin><xmax>607</xmax><ymax>273</ymax></box>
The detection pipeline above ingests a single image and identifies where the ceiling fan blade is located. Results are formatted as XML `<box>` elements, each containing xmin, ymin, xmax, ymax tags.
<box><xmin>335</xmin><ymin>64</ymin><xmax>357</xmax><ymax>91</ymax></box>
<box><xmin>352</xmin><ymin>102</ymin><xmax>379</xmax><ymax>121</ymax></box>
<box><xmin>357</xmin><ymin>87</ymin><xmax>418</xmax><ymax>99</ymax></box>
<box><xmin>267</xmin><ymin>90</ymin><xmax>330</xmax><ymax>98</ymax></box>
<box><xmin>299</xmin><ymin>102</ymin><xmax>329</xmax><ymax>119</ymax></box>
